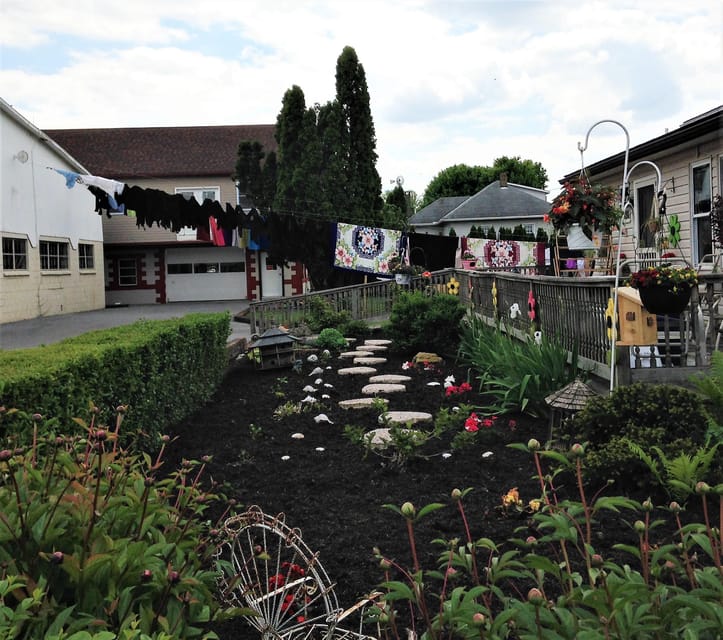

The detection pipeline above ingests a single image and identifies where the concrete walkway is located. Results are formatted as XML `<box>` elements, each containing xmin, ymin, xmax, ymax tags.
<box><xmin>0</xmin><ymin>301</ymin><xmax>252</xmax><ymax>351</ymax></box>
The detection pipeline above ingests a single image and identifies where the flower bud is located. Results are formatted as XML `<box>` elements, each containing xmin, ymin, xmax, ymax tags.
<box><xmin>31</xmin><ymin>413</ymin><xmax>43</xmax><ymax>422</ymax></box>
<box><xmin>526</xmin><ymin>536</ymin><xmax>538</xmax><ymax>546</ymax></box>
<box><xmin>569</xmin><ymin>443</ymin><xmax>585</xmax><ymax>458</ymax></box>
<box><xmin>50</xmin><ymin>551</ymin><xmax>64</xmax><ymax>565</ymax></box>
<box><xmin>379</xmin><ymin>557</ymin><xmax>392</xmax><ymax>570</ymax></box>
<box><xmin>144</xmin><ymin>476</ymin><xmax>155</xmax><ymax>487</ymax></box>
<box><xmin>527</xmin><ymin>438</ymin><xmax>540</xmax><ymax>451</ymax></box>
<box><xmin>168</xmin><ymin>570</ymin><xmax>181</xmax><ymax>584</ymax></box>
<box><xmin>445</xmin><ymin>567</ymin><xmax>458</xmax><ymax>578</ymax></box>
<box><xmin>94</xmin><ymin>429</ymin><xmax>107</xmax><ymax>441</ymax></box>
<box><xmin>0</xmin><ymin>449</ymin><xmax>12</xmax><ymax>462</ymax></box>
<box><xmin>472</xmin><ymin>612</ymin><xmax>486</xmax><ymax>626</ymax></box>
<box><xmin>161</xmin><ymin>434</ymin><xmax>171</xmax><ymax>443</ymax></box>
<box><xmin>591</xmin><ymin>554</ymin><xmax>603</xmax><ymax>567</ymax></box>
<box><xmin>527</xmin><ymin>587</ymin><xmax>544</xmax><ymax>605</ymax></box>
<box><xmin>451</xmin><ymin>488</ymin><xmax>462</xmax><ymax>501</ymax></box>
<box><xmin>695</xmin><ymin>481</ymin><xmax>710</xmax><ymax>495</ymax></box>
<box><xmin>633</xmin><ymin>520</ymin><xmax>646</xmax><ymax>534</ymax></box>
<box><xmin>141</xmin><ymin>569</ymin><xmax>152</xmax><ymax>582</ymax></box>
<box><xmin>401</xmin><ymin>502</ymin><xmax>415</xmax><ymax>518</ymax></box>
<box><xmin>115</xmin><ymin>405</ymin><xmax>127</xmax><ymax>414</ymax></box>
<box><xmin>641</xmin><ymin>498</ymin><xmax>654</xmax><ymax>512</ymax></box>
<box><xmin>669</xmin><ymin>501</ymin><xmax>682</xmax><ymax>514</ymax></box>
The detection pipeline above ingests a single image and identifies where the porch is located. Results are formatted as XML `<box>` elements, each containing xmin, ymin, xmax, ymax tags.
<box><xmin>248</xmin><ymin>269</ymin><xmax>723</xmax><ymax>389</ymax></box>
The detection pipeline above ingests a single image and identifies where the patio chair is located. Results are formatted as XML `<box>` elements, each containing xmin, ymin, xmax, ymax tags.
<box><xmin>216</xmin><ymin>505</ymin><xmax>380</xmax><ymax>640</ymax></box>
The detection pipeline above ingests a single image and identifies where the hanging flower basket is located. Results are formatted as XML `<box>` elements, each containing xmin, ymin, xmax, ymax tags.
<box><xmin>638</xmin><ymin>286</ymin><xmax>692</xmax><ymax>315</ymax></box>
<box><xmin>546</xmin><ymin>177</ymin><xmax>622</xmax><ymax>237</ymax></box>
<box><xmin>566</xmin><ymin>224</ymin><xmax>596</xmax><ymax>250</ymax></box>
<box><xmin>626</xmin><ymin>264</ymin><xmax>698</xmax><ymax>315</ymax></box>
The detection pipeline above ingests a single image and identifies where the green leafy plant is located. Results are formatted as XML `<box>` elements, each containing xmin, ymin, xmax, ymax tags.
<box><xmin>625</xmin><ymin>440</ymin><xmax>720</xmax><ymax>502</ymax></box>
<box><xmin>304</xmin><ymin>296</ymin><xmax>350</xmax><ymax>332</ymax></box>
<box><xmin>385</xmin><ymin>291</ymin><xmax>466</xmax><ymax>356</ymax></box>
<box><xmin>457</xmin><ymin>314</ymin><xmax>582</xmax><ymax>416</ymax></box>
<box><xmin>0</xmin><ymin>410</ymin><xmax>234</xmax><ymax>638</ymax></box>
<box><xmin>548</xmin><ymin>177</ymin><xmax>621</xmax><ymax>234</ymax></box>
<box><xmin>372</xmin><ymin>443</ymin><xmax>723</xmax><ymax>640</ymax></box>
<box><xmin>690</xmin><ymin>350</ymin><xmax>723</xmax><ymax>435</ymax></box>
<box><xmin>314</xmin><ymin>327</ymin><xmax>348</xmax><ymax>351</ymax></box>
<box><xmin>565</xmin><ymin>382</ymin><xmax>711</xmax><ymax>488</ymax></box>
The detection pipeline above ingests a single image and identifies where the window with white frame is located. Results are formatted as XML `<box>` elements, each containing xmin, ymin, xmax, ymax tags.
<box><xmin>692</xmin><ymin>161</ymin><xmax>712</xmax><ymax>264</ymax></box>
<box><xmin>79</xmin><ymin>243</ymin><xmax>94</xmax><ymax>269</ymax></box>
<box><xmin>175</xmin><ymin>187</ymin><xmax>220</xmax><ymax>241</ymax></box>
<box><xmin>2</xmin><ymin>237</ymin><xmax>28</xmax><ymax>270</ymax></box>
<box><xmin>40</xmin><ymin>240</ymin><xmax>69</xmax><ymax>270</ymax></box>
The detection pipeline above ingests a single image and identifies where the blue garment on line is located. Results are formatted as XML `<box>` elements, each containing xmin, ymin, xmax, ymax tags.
<box><xmin>54</xmin><ymin>168</ymin><xmax>80</xmax><ymax>188</ymax></box>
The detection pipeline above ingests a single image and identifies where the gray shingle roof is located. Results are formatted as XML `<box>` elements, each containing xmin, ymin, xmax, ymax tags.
<box><xmin>443</xmin><ymin>181</ymin><xmax>549</xmax><ymax>221</ymax></box>
<box><xmin>44</xmin><ymin>124</ymin><xmax>277</xmax><ymax>180</ymax></box>
<box><xmin>409</xmin><ymin>196</ymin><xmax>469</xmax><ymax>225</ymax></box>
<box><xmin>410</xmin><ymin>181</ymin><xmax>549</xmax><ymax>226</ymax></box>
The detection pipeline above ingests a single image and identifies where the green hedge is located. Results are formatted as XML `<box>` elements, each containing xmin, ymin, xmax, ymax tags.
<box><xmin>0</xmin><ymin>313</ymin><xmax>230</xmax><ymax>444</ymax></box>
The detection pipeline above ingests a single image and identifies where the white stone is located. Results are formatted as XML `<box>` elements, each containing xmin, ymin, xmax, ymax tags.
<box><xmin>309</xmin><ymin>367</ymin><xmax>324</xmax><ymax>376</ymax></box>
<box><xmin>315</xmin><ymin>447</ymin><xmax>325</xmax><ymax>452</ymax></box>
<box><xmin>291</xmin><ymin>433</ymin><xmax>305</xmax><ymax>439</ymax></box>
<box><xmin>482</xmin><ymin>451</ymin><xmax>494</xmax><ymax>458</ymax></box>
<box><xmin>281</xmin><ymin>455</ymin><xmax>291</xmax><ymax>461</ymax></box>
<box><xmin>313</xmin><ymin>414</ymin><xmax>333</xmax><ymax>424</ymax></box>
<box><xmin>307</xmin><ymin>354</ymin><xmax>318</xmax><ymax>362</ymax></box>
<box><xmin>302</xmin><ymin>385</ymin><xmax>317</xmax><ymax>393</ymax></box>
<box><xmin>442</xmin><ymin>453</ymin><xmax>452</xmax><ymax>459</ymax></box>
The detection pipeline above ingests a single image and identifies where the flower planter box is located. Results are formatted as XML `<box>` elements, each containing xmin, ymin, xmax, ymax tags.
<box><xmin>461</xmin><ymin>259</ymin><xmax>477</xmax><ymax>270</ymax></box>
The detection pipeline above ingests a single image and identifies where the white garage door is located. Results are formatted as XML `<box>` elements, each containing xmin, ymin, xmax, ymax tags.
<box><xmin>166</xmin><ymin>247</ymin><xmax>247</xmax><ymax>302</ymax></box>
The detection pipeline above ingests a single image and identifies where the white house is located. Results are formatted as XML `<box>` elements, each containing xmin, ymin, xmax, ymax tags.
<box><xmin>1</xmin><ymin>97</ymin><xmax>105</xmax><ymax>324</ymax></box>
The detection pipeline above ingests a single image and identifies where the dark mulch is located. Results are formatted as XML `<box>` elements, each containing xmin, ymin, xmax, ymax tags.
<box><xmin>164</xmin><ymin>337</ymin><xmax>683</xmax><ymax>638</ymax></box>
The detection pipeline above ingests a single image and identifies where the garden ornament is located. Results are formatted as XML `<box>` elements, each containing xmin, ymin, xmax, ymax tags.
<box><xmin>534</xmin><ymin>331</ymin><xmax>543</xmax><ymax>345</ymax></box>
<box><xmin>510</xmin><ymin>303</ymin><xmax>521</xmax><ymax>319</ymax></box>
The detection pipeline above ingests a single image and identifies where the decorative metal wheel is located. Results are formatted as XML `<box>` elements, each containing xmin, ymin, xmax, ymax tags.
<box><xmin>216</xmin><ymin>506</ymin><xmax>346</xmax><ymax>640</ymax></box>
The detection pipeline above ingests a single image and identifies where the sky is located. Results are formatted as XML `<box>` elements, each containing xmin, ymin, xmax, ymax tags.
<box><xmin>1</xmin><ymin>0</ymin><xmax>721</xmax><ymax>200</ymax></box>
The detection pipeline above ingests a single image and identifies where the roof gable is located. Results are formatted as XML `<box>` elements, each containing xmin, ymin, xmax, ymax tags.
<box><xmin>44</xmin><ymin>124</ymin><xmax>277</xmax><ymax>180</ymax></box>
<box><xmin>409</xmin><ymin>196</ymin><xmax>469</xmax><ymax>225</ymax></box>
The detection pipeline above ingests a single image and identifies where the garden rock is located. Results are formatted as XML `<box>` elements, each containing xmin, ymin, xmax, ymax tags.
<box><xmin>362</xmin><ymin>383</ymin><xmax>406</xmax><ymax>395</ymax></box>
<box><xmin>338</xmin><ymin>366</ymin><xmax>378</xmax><ymax>376</ymax></box>
<box><xmin>412</xmin><ymin>352</ymin><xmax>443</xmax><ymax>365</ymax></box>
<box><xmin>381</xmin><ymin>411</ymin><xmax>433</xmax><ymax>425</ymax></box>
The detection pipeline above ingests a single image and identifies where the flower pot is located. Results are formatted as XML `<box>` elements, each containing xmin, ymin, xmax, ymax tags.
<box><xmin>566</xmin><ymin>224</ymin><xmax>595</xmax><ymax>250</ymax></box>
<box><xmin>638</xmin><ymin>285</ymin><xmax>692</xmax><ymax>315</ymax></box>
<box><xmin>461</xmin><ymin>259</ymin><xmax>477</xmax><ymax>270</ymax></box>
<box><xmin>394</xmin><ymin>273</ymin><xmax>411</xmax><ymax>285</ymax></box>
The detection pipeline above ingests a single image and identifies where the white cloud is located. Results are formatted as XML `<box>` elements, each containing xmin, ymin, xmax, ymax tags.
<box><xmin>1</xmin><ymin>0</ymin><xmax>719</xmax><ymax>196</ymax></box>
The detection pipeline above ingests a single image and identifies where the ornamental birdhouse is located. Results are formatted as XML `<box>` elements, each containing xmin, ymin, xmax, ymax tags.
<box><xmin>246</xmin><ymin>327</ymin><xmax>300</xmax><ymax>369</ymax></box>
<box><xmin>616</xmin><ymin>287</ymin><xmax>658</xmax><ymax>346</ymax></box>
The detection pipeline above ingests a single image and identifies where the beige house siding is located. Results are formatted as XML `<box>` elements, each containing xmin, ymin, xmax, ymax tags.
<box><xmin>2</xmin><ymin>238</ymin><xmax>105</xmax><ymax>323</ymax></box>
<box><xmin>585</xmin><ymin>136</ymin><xmax>721</xmax><ymax>268</ymax></box>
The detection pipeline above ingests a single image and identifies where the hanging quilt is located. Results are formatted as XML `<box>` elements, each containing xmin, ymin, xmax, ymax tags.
<box><xmin>334</xmin><ymin>223</ymin><xmax>401</xmax><ymax>275</ymax></box>
<box><xmin>466</xmin><ymin>238</ymin><xmax>544</xmax><ymax>269</ymax></box>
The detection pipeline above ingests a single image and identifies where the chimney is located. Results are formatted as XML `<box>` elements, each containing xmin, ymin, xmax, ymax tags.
<box><xmin>499</xmin><ymin>172</ymin><xmax>508</xmax><ymax>188</ymax></box>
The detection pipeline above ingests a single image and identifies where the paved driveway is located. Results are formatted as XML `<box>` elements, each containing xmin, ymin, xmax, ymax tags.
<box><xmin>0</xmin><ymin>301</ymin><xmax>251</xmax><ymax>351</ymax></box>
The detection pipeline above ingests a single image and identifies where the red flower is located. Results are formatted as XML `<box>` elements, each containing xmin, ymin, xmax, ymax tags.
<box><xmin>445</xmin><ymin>385</ymin><xmax>459</xmax><ymax>397</ymax></box>
<box><xmin>481</xmin><ymin>416</ymin><xmax>497</xmax><ymax>429</ymax></box>
<box><xmin>464</xmin><ymin>413</ymin><xmax>480</xmax><ymax>432</ymax></box>
<box><xmin>459</xmin><ymin>382</ymin><xmax>472</xmax><ymax>393</ymax></box>
<box><xmin>268</xmin><ymin>574</ymin><xmax>286</xmax><ymax>589</ymax></box>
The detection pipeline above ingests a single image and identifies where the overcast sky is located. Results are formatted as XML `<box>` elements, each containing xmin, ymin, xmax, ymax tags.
<box><xmin>2</xmin><ymin>0</ymin><xmax>720</xmax><ymax>199</ymax></box>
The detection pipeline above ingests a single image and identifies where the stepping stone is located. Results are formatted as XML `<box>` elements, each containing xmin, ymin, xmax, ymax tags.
<box><xmin>354</xmin><ymin>356</ymin><xmax>387</xmax><ymax>365</ymax></box>
<box><xmin>338</xmin><ymin>366</ymin><xmax>378</xmax><ymax>376</ymax></box>
<box><xmin>339</xmin><ymin>397</ymin><xmax>389</xmax><ymax>410</ymax></box>
<box><xmin>364</xmin><ymin>339</ymin><xmax>392</xmax><ymax>346</ymax></box>
<box><xmin>369</xmin><ymin>374</ymin><xmax>412</xmax><ymax>384</ymax></box>
<box><xmin>358</xmin><ymin>344</ymin><xmax>388</xmax><ymax>352</ymax></box>
<box><xmin>412</xmin><ymin>352</ymin><xmax>443</xmax><ymax>365</ymax></box>
<box><xmin>339</xmin><ymin>350</ymin><xmax>373</xmax><ymax>359</ymax></box>
<box><xmin>381</xmin><ymin>411</ymin><xmax>433</xmax><ymax>425</ymax></box>
<box><xmin>365</xmin><ymin>427</ymin><xmax>423</xmax><ymax>449</ymax></box>
<box><xmin>362</xmin><ymin>383</ymin><xmax>406</xmax><ymax>395</ymax></box>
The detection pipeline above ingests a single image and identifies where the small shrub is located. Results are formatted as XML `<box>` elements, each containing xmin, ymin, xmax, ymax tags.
<box><xmin>384</xmin><ymin>291</ymin><xmax>466</xmax><ymax>355</ymax></box>
<box><xmin>565</xmin><ymin>383</ymin><xmax>710</xmax><ymax>487</ymax></box>
<box><xmin>337</xmin><ymin>318</ymin><xmax>371</xmax><ymax>340</ymax></box>
<box><xmin>305</xmin><ymin>296</ymin><xmax>350</xmax><ymax>332</ymax></box>
<box><xmin>315</xmin><ymin>327</ymin><xmax>348</xmax><ymax>351</ymax></box>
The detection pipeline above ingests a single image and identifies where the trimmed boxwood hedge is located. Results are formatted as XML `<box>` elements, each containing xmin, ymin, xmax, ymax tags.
<box><xmin>0</xmin><ymin>312</ymin><xmax>230</xmax><ymax>444</ymax></box>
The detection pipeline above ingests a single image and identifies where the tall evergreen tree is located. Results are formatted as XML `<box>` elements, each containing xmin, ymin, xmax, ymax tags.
<box><xmin>335</xmin><ymin>46</ymin><xmax>383</xmax><ymax>221</ymax></box>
